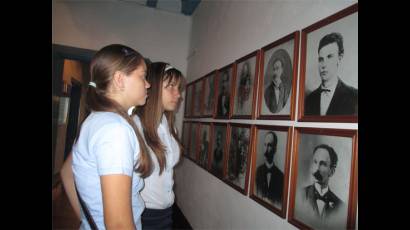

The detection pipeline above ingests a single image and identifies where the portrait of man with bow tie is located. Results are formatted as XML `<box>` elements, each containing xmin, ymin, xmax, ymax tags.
<box><xmin>292</xmin><ymin>131</ymin><xmax>354</xmax><ymax>230</ymax></box>
<box><xmin>302</xmin><ymin>144</ymin><xmax>345</xmax><ymax>221</ymax></box>
<box><xmin>255</xmin><ymin>131</ymin><xmax>284</xmax><ymax>207</ymax></box>
<box><xmin>304</xmin><ymin>32</ymin><xmax>358</xmax><ymax>116</ymax></box>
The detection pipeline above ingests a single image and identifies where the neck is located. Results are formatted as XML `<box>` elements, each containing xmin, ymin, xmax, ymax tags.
<box><xmin>322</xmin><ymin>76</ymin><xmax>338</xmax><ymax>88</ymax></box>
<box><xmin>273</xmin><ymin>77</ymin><xmax>282</xmax><ymax>86</ymax></box>
<box><xmin>314</xmin><ymin>181</ymin><xmax>329</xmax><ymax>191</ymax></box>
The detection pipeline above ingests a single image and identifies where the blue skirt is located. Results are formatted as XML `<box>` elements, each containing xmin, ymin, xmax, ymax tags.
<box><xmin>141</xmin><ymin>206</ymin><xmax>173</xmax><ymax>230</ymax></box>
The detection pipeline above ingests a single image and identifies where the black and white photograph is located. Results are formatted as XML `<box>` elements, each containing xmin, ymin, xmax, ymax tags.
<box><xmin>209</xmin><ymin>123</ymin><xmax>228</xmax><ymax>178</ymax></box>
<box><xmin>188</xmin><ymin>122</ymin><xmax>200</xmax><ymax>161</ymax></box>
<box><xmin>215</xmin><ymin>64</ymin><xmax>234</xmax><ymax>119</ymax></box>
<box><xmin>225</xmin><ymin>124</ymin><xmax>253</xmax><ymax>194</ymax></box>
<box><xmin>299</xmin><ymin>4</ymin><xmax>358</xmax><ymax>122</ymax></box>
<box><xmin>250</xmin><ymin>125</ymin><xmax>292</xmax><ymax>218</ymax></box>
<box><xmin>288</xmin><ymin>128</ymin><xmax>358</xmax><ymax>230</ymax></box>
<box><xmin>257</xmin><ymin>32</ymin><xmax>299</xmax><ymax>120</ymax></box>
<box><xmin>198</xmin><ymin>123</ymin><xmax>211</xmax><ymax>169</ymax></box>
<box><xmin>192</xmin><ymin>79</ymin><xmax>203</xmax><ymax>118</ymax></box>
<box><xmin>184</xmin><ymin>83</ymin><xmax>194</xmax><ymax>118</ymax></box>
<box><xmin>202</xmin><ymin>72</ymin><xmax>216</xmax><ymax>117</ymax></box>
<box><xmin>232</xmin><ymin>51</ymin><xmax>260</xmax><ymax>119</ymax></box>
<box><xmin>182</xmin><ymin>121</ymin><xmax>191</xmax><ymax>156</ymax></box>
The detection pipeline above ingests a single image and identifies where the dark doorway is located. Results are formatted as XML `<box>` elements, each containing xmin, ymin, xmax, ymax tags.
<box><xmin>64</xmin><ymin>79</ymin><xmax>82</xmax><ymax>160</ymax></box>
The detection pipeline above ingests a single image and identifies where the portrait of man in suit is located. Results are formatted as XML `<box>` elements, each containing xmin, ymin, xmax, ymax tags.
<box><xmin>301</xmin><ymin>144</ymin><xmax>345</xmax><ymax>226</ymax></box>
<box><xmin>216</xmin><ymin>70</ymin><xmax>231</xmax><ymax>117</ymax></box>
<box><xmin>198</xmin><ymin>127</ymin><xmax>209</xmax><ymax>168</ymax></box>
<box><xmin>263</xmin><ymin>49</ymin><xmax>292</xmax><ymax>114</ymax></box>
<box><xmin>227</xmin><ymin>127</ymin><xmax>250</xmax><ymax>189</ymax></box>
<box><xmin>255</xmin><ymin>131</ymin><xmax>284</xmax><ymax>206</ymax></box>
<box><xmin>305</xmin><ymin>32</ymin><xmax>358</xmax><ymax>116</ymax></box>
<box><xmin>211</xmin><ymin>127</ymin><xmax>226</xmax><ymax>177</ymax></box>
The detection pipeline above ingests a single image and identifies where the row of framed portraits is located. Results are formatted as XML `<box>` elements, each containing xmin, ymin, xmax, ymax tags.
<box><xmin>182</xmin><ymin>121</ymin><xmax>358</xmax><ymax>230</ymax></box>
<box><xmin>184</xmin><ymin>3</ymin><xmax>358</xmax><ymax>123</ymax></box>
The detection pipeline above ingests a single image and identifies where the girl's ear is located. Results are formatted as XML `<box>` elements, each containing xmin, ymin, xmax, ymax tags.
<box><xmin>112</xmin><ymin>70</ymin><xmax>125</xmax><ymax>91</ymax></box>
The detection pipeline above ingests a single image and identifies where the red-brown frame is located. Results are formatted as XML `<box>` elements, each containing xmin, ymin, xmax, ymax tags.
<box><xmin>191</xmin><ymin>78</ymin><xmax>204</xmax><ymax>118</ymax></box>
<box><xmin>249</xmin><ymin>125</ymin><xmax>293</xmax><ymax>218</ymax></box>
<box><xmin>207</xmin><ymin>122</ymin><xmax>229</xmax><ymax>180</ymax></box>
<box><xmin>184</xmin><ymin>83</ymin><xmax>194</xmax><ymax>118</ymax></box>
<box><xmin>201</xmin><ymin>71</ymin><xmax>218</xmax><ymax>118</ymax></box>
<box><xmin>288</xmin><ymin>127</ymin><xmax>358</xmax><ymax>230</ymax></box>
<box><xmin>181</xmin><ymin>121</ymin><xmax>192</xmax><ymax>157</ymax></box>
<box><xmin>257</xmin><ymin>31</ymin><xmax>300</xmax><ymax>120</ymax></box>
<box><xmin>196</xmin><ymin>122</ymin><xmax>212</xmax><ymax>170</ymax></box>
<box><xmin>298</xmin><ymin>3</ymin><xmax>358</xmax><ymax>123</ymax></box>
<box><xmin>214</xmin><ymin>63</ymin><xmax>235</xmax><ymax>119</ymax></box>
<box><xmin>187</xmin><ymin>121</ymin><xmax>201</xmax><ymax>162</ymax></box>
<box><xmin>231</xmin><ymin>50</ymin><xmax>260</xmax><ymax>119</ymax></box>
<box><xmin>223</xmin><ymin>123</ymin><xmax>254</xmax><ymax>195</ymax></box>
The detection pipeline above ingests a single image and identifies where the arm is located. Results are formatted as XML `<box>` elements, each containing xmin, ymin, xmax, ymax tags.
<box><xmin>60</xmin><ymin>152</ymin><xmax>81</xmax><ymax>220</ymax></box>
<box><xmin>100</xmin><ymin>174</ymin><xmax>136</xmax><ymax>230</ymax></box>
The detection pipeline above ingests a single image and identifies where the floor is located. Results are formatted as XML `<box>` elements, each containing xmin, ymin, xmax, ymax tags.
<box><xmin>52</xmin><ymin>182</ymin><xmax>192</xmax><ymax>230</ymax></box>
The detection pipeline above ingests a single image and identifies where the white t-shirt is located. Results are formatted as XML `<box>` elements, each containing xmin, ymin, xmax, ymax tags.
<box><xmin>133</xmin><ymin>115</ymin><xmax>180</xmax><ymax>209</ymax></box>
<box><xmin>72</xmin><ymin>112</ymin><xmax>145</xmax><ymax>230</ymax></box>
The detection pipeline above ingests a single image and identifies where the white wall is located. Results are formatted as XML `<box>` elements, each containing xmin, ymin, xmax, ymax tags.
<box><xmin>52</xmin><ymin>0</ymin><xmax>192</xmax><ymax>130</ymax></box>
<box><xmin>175</xmin><ymin>0</ymin><xmax>358</xmax><ymax>229</ymax></box>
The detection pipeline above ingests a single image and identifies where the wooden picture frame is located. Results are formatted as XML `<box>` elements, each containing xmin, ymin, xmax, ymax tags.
<box><xmin>288</xmin><ymin>127</ymin><xmax>358</xmax><ymax>230</ymax></box>
<box><xmin>249</xmin><ymin>125</ymin><xmax>293</xmax><ymax>218</ymax></box>
<box><xmin>231</xmin><ymin>51</ymin><xmax>260</xmax><ymax>119</ymax></box>
<box><xmin>257</xmin><ymin>31</ymin><xmax>300</xmax><ymax>120</ymax></box>
<box><xmin>184</xmin><ymin>83</ymin><xmax>194</xmax><ymax>118</ymax></box>
<box><xmin>214</xmin><ymin>63</ymin><xmax>235</xmax><ymax>119</ymax></box>
<box><xmin>192</xmin><ymin>79</ymin><xmax>204</xmax><ymax>118</ymax></box>
<box><xmin>187</xmin><ymin>122</ymin><xmax>200</xmax><ymax>162</ymax></box>
<box><xmin>208</xmin><ymin>122</ymin><xmax>228</xmax><ymax>179</ymax></box>
<box><xmin>298</xmin><ymin>3</ymin><xmax>358</xmax><ymax>122</ymax></box>
<box><xmin>182</xmin><ymin>121</ymin><xmax>191</xmax><ymax>157</ymax></box>
<box><xmin>201</xmin><ymin>71</ymin><xmax>217</xmax><ymax>117</ymax></box>
<box><xmin>224</xmin><ymin>123</ymin><xmax>253</xmax><ymax>195</ymax></box>
<box><xmin>197</xmin><ymin>122</ymin><xmax>212</xmax><ymax>170</ymax></box>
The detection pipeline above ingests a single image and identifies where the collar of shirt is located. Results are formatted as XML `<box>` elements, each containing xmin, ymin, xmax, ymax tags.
<box><xmin>320</xmin><ymin>77</ymin><xmax>338</xmax><ymax>93</ymax></box>
<box><xmin>314</xmin><ymin>182</ymin><xmax>329</xmax><ymax>196</ymax></box>
<box><xmin>272</xmin><ymin>78</ymin><xmax>282</xmax><ymax>89</ymax></box>
<box><xmin>264</xmin><ymin>161</ymin><xmax>274</xmax><ymax>169</ymax></box>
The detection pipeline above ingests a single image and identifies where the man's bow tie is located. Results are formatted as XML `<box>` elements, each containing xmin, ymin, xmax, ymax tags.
<box><xmin>314</xmin><ymin>190</ymin><xmax>330</xmax><ymax>203</ymax></box>
<box><xmin>320</xmin><ymin>88</ymin><xmax>331</xmax><ymax>93</ymax></box>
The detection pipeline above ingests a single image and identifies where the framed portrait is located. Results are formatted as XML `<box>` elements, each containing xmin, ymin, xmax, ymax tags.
<box><xmin>288</xmin><ymin>127</ymin><xmax>358</xmax><ymax>230</ymax></box>
<box><xmin>201</xmin><ymin>71</ymin><xmax>217</xmax><ymax>117</ymax></box>
<box><xmin>231</xmin><ymin>50</ymin><xmax>260</xmax><ymax>119</ymax></box>
<box><xmin>249</xmin><ymin>125</ymin><xmax>293</xmax><ymax>218</ymax></box>
<box><xmin>214</xmin><ymin>63</ymin><xmax>235</xmax><ymax>119</ymax></box>
<box><xmin>224</xmin><ymin>123</ymin><xmax>253</xmax><ymax>194</ymax></box>
<box><xmin>257</xmin><ymin>31</ymin><xmax>300</xmax><ymax>120</ymax></box>
<box><xmin>298</xmin><ymin>3</ymin><xmax>358</xmax><ymax>122</ymax></box>
<box><xmin>208</xmin><ymin>122</ymin><xmax>228</xmax><ymax>179</ymax></box>
<box><xmin>184</xmin><ymin>83</ymin><xmax>194</xmax><ymax>118</ymax></box>
<box><xmin>197</xmin><ymin>122</ymin><xmax>211</xmax><ymax>169</ymax></box>
<box><xmin>182</xmin><ymin>121</ymin><xmax>191</xmax><ymax>156</ymax></box>
<box><xmin>188</xmin><ymin>122</ymin><xmax>200</xmax><ymax>162</ymax></box>
<box><xmin>192</xmin><ymin>79</ymin><xmax>204</xmax><ymax>118</ymax></box>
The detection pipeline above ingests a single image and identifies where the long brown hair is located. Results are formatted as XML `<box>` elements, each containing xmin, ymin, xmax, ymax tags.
<box><xmin>76</xmin><ymin>44</ymin><xmax>152</xmax><ymax>177</ymax></box>
<box><xmin>134</xmin><ymin>62</ymin><xmax>185</xmax><ymax>175</ymax></box>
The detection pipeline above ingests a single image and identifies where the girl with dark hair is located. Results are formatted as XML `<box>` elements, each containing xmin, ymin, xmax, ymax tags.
<box><xmin>61</xmin><ymin>44</ymin><xmax>152</xmax><ymax>229</ymax></box>
<box><xmin>132</xmin><ymin>62</ymin><xmax>185</xmax><ymax>230</ymax></box>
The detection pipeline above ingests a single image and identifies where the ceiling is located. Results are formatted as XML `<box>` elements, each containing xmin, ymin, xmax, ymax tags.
<box><xmin>142</xmin><ymin>0</ymin><xmax>201</xmax><ymax>16</ymax></box>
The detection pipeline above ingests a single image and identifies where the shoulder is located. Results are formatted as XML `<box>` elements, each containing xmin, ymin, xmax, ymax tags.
<box><xmin>337</xmin><ymin>79</ymin><xmax>358</xmax><ymax>96</ymax></box>
<box><xmin>327</xmin><ymin>189</ymin><xmax>343</xmax><ymax>204</ymax></box>
<box><xmin>306</xmin><ymin>87</ymin><xmax>321</xmax><ymax>100</ymax></box>
<box><xmin>88</xmin><ymin>112</ymin><xmax>134</xmax><ymax>135</ymax></box>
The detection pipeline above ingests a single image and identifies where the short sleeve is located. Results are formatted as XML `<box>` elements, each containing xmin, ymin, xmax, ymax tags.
<box><xmin>93</xmin><ymin>123</ymin><xmax>139</xmax><ymax>177</ymax></box>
